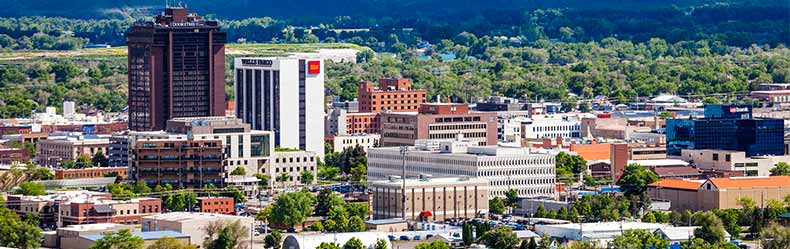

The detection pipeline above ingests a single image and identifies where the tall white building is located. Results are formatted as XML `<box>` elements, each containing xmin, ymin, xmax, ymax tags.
<box><xmin>234</xmin><ymin>57</ymin><xmax>325</xmax><ymax>157</ymax></box>
<box><xmin>63</xmin><ymin>101</ymin><xmax>76</xmax><ymax>117</ymax></box>
<box><xmin>522</xmin><ymin>114</ymin><xmax>584</xmax><ymax>139</ymax></box>
<box><xmin>367</xmin><ymin>139</ymin><xmax>556</xmax><ymax>198</ymax></box>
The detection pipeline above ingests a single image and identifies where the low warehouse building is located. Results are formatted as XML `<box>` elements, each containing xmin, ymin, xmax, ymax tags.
<box><xmin>283</xmin><ymin>232</ymin><xmax>392</xmax><ymax>249</ymax></box>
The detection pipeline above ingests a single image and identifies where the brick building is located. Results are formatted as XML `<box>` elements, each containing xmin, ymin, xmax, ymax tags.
<box><xmin>380</xmin><ymin>103</ymin><xmax>498</xmax><ymax>146</ymax></box>
<box><xmin>6</xmin><ymin>191</ymin><xmax>161</xmax><ymax>227</ymax></box>
<box><xmin>36</xmin><ymin>133</ymin><xmax>110</xmax><ymax>167</ymax></box>
<box><xmin>0</xmin><ymin>147</ymin><xmax>30</xmax><ymax>164</ymax></box>
<box><xmin>126</xmin><ymin>7</ymin><xmax>227</xmax><ymax>131</ymax></box>
<box><xmin>358</xmin><ymin>78</ymin><xmax>427</xmax><ymax>113</ymax></box>
<box><xmin>197</xmin><ymin>197</ymin><xmax>234</xmax><ymax>214</ymax></box>
<box><xmin>54</xmin><ymin>167</ymin><xmax>129</xmax><ymax>180</ymax></box>
<box><xmin>131</xmin><ymin>139</ymin><xmax>224</xmax><ymax>188</ymax></box>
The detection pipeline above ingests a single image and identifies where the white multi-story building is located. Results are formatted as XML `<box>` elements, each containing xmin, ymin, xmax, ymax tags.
<box><xmin>680</xmin><ymin>149</ymin><xmax>790</xmax><ymax>176</ymax></box>
<box><xmin>234</xmin><ymin>57</ymin><xmax>325</xmax><ymax>157</ymax></box>
<box><xmin>269</xmin><ymin>150</ymin><xmax>318</xmax><ymax>189</ymax></box>
<box><xmin>367</xmin><ymin>138</ymin><xmax>556</xmax><ymax>198</ymax></box>
<box><xmin>498</xmin><ymin>112</ymin><xmax>530</xmax><ymax>144</ymax></box>
<box><xmin>331</xmin><ymin>133</ymin><xmax>380</xmax><ymax>153</ymax></box>
<box><xmin>521</xmin><ymin>114</ymin><xmax>584</xmax><ymax>139</ymax></box>
<box><xmin>63</xmin><ymin>101</ymin><xmax>76</xmax><ymax>117</ymax></box>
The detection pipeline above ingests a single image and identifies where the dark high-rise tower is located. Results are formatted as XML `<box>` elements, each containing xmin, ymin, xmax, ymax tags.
<box><xmin>126</xmin><ymin>7</ymin><xmax>226</xmax><ymax>131</ymax></box>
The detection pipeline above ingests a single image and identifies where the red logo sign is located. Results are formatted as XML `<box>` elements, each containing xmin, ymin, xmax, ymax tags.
<box><xmin>308</xmin><ymin>61</ymin><xmax>320</xmax><ymax>74</ymax></box>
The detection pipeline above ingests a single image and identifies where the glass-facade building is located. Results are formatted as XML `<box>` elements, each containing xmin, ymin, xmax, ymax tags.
<box><xmin>666</xmin><ymin>104</ymin><xmax>785</xmax><ymax>156</ymax></box>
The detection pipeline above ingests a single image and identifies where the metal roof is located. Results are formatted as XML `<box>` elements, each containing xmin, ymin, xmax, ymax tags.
<box><xmin>81</xmin><ymin>230</ymin><xmax>189</xmax><ymax>241</ymax></box>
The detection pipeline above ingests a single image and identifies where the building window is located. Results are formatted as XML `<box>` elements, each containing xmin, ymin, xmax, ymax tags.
<box><xmin>712</xmin><ymin>153</ymin><xmax>719</xmax><ymax>161</ymax></box>
<box><xmin>725</xmin><ymin>154</ymin><xmax>731</xmax><ymax>162</ymax></box>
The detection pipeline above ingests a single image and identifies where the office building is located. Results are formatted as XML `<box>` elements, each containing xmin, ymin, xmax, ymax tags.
<box><xmin>368</xmin><ymin>138</ymin><xmax>555</xmax><ymax>198</ymax></box>
<box><xmin>63</xmin><ymin>101</ymin><xmax>76</xmax><ymax>117</ymax></box>
<box><xmin>521</xmin><ymin>114</ymin><xmax>583</xmax><ymax>139</ymax></box>
<box><xmin>36</xmin><ymin>132</ymin><xmax>110</xmax><ymax>167</ymax></box>
<box><xmin>370</xmin><ymin>176</ymin><xmax>489</xmax><ymax>221</ymax></box>
<box><xmin>647</xmin><ymin>176</ymin><xmax>790</xmax><ymax>211</ymax></box>
<box><xmin>0</xmin><ymin>147</ymin><xmax>30</xmax><ymax>165</ymax></box>
<box><xmin>126</xmin><ymin>7</ymin><xmax>227</xmax><ymax>131</ymax></box>
<box><xmin>328</xmin><ymin>133</ymin><xmax>380</xmax><ymax>153</ymax></box>
<box><xmin>142</xmin><ymin>212</ymin><xmax>254</xmax><ymax>245</ymax></box>
<box><xmin>107</xmin><ymin>133</ymin><xmax>129</xmax><ymax>167</ymax></box>
<box><xmin>269</xmin><ymin>150</ymin><xmax>318</xmax><ymax>188</ymax></box>
<box><xmin>130</xmin><ymin>117</ymin><xmax>273</xmax><ymax>193</ymax></box>
<box><xmin>234</xmin><ymin>57</ymin><xmax>325</xmax><ymax>156</ymax></box>
<box><xmin>197</xmin><ymin>197</ymin><xmax>234</xmax><ymax>214</ymax></box>
<box><xmin>6</xmin><ymin>190</ymin><xmax>161</xmax><ymax>227</ymax></box>
<box><xmin>680</xmin><ymin>149</ymin><xmax>790</xmax><ymax>176</ymax></box>
<box><xmin>380</xmin><ymin>103</ymin><xmax>498</xmax><ymax>146</ymax></box>
<box><xmin>326</xmin><ymin>108</ymin><xmax>380</xmax><ymax>135</ymax></box>
<box><xmin>131</xmin><ymin>138</ymin><xmax>224</xmax><ymax>188</ymax></box>
<box><xmin>358</xmin><ymin>78</ymin><xmax>427</xmax><ymax>113</ymax></box>
<box><xmin>666</xmin><ymin>104</ymin><xmax>784</xmax><ymax>156</ymax></box>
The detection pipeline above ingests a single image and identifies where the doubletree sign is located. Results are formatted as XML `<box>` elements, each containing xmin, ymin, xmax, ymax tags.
<box><xmin>308</xmin><ymin>61</ymin><xmax>320</xmax><ymax>74</ymax></box>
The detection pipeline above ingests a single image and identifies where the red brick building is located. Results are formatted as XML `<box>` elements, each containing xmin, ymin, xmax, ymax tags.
<box><xmin>380</xmin><ymin>103</ymin><xmax>498</xmax><ymax>146</ymax></box>
<box><xmin>0</xmin><ymin>147</ymin><xmax>30</xmax><ymax>164</ymax></box>
<box><xmin>6</xmin><ymin>191</ymin><xmax>161</xmax><ymax>227</ymax></box>
<box><xmin>345</xmin><ymin>112</ymin><xmax>381</xmax><ymax>134</ymax></box>
<box><xmin>131</xmin><ymin>139</ymin><xmax>224</xmax><ymax>189</ymax></box>
<box><xmin>358</xmin><ymin>78</ymin><xmax>427</xmax><ymax>113</ymax></box>
<box><xmin>197</xmin><ymin>197</ymin><xmax>234</xmax><ymax>214</ymax></box>
<box><xmin>55</xmin><ymin>167</ymin><xmax>129</xmax><ymax>180</ymax></box>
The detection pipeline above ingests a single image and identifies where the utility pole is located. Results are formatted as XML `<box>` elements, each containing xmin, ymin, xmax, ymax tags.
<box><xmin>400</xmin><ymin>146</ymin><xmax>408</xmax><ymax>220</ymax></box>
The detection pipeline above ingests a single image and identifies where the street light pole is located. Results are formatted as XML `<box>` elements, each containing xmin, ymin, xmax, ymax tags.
<box><xmin>400</xmin><ymin>146</ymin><xmax>408</xmax><ymax>221</ymax></box>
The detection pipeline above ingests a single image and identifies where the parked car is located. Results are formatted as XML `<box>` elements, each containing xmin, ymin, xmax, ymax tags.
<box><xmin>399</xmin><ymin>235</ymin><xmax>411</xmax><ymax>241</ymax></box>
<box><xmin>388</xmin><ymin>235</ymin><xmax>397</xmax><ymax>241</ymax></box>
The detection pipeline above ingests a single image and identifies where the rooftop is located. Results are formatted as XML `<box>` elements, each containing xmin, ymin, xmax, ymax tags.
<box><xmin>648</xmin><ymin>179</ymin><xmax>705</xmax><ymax>190</ymax></box>
<box><xmin>58</xmin><ymin>223</ymin><xmax>132</xmax><ymax>232</ymax></box>
<box><xmin>143</xmin><ymin>212</ymin><xmax>251</xmax><ymax>223</ymax></box>
<box><xmin>365</xmin><ymin>218</ymin><xmax>407</xmax><ymax>225</ymax></box>
<box><xmin>370</xmin><ymin>176</ymin><xmax>488</xmax><ymax>188</ymax></box>
<box><xmin>651</xmin><ymin>166</ymin><xmax>701</xmax><ymax>177</ymax></box>
<box><xmin>628</xmin><ymin>159</ymin><xmax>689</xmax><ymax>167</ymax></box>
<box><xmin>81</xmin><ymin>231</ymin><xmax>189</xmax><ymax>241</ymax></box>
<box><xmin>537</xmin><ymin>221</ymin><xmax>665</xmax><ymax>232</ymax></box>
<box><xmin>708</xmin><ymin>176</ymin><xmax>790</xmax><ymax>189</ymax></box>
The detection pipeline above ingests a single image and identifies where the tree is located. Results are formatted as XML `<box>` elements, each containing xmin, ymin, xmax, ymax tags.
<box><xmin>147</xmin><ymin>237</ymin><xmax>197</xmax><ymax>249</ymax></box>
<box><xmin>276</xmin><ymin>173</ymin><xmax>292</xmax><ymax>188</ymax></box>
<box><xmin>693</xmin><ymin>211</ymin><xmax>727</xmax><ymax>244</ymax></box>
<box><xmin>610</xmin><ymin>229</ymin><xmax>670</xmax><ymax>249</ymax></box>
<box><xmin>255</xmin><ymin>174</ymin><xmax>270</xmax><ymax>190</ymax></box>
<box><xmin>374</xmin><ymin>238</ymin><xmax>388</xmax><ymax>249</ymax></box>
<box><xmin>489</xmin><ymin>197</ymin><xmax>506</xmax><ymax>215</ymax></box>
<box><xmin>528</xmin><ymin>237</ymin><xmax>538</xmax><ymax>249</ymax></box>
<box><xmin>315</xmin><ymin>189</ymin><xmax>345</xmax><ymax>217</ymax></box>
<box><xmin>230</xmin><ymin>167</ymin><xmax>246</xmax><ymax>176</ymax></box>
<box><xmin>268</xmin><ymin>190</ymin><xmax>316</xmax><ymax>228</ymax></box>
<box><xmin>618</xmin><ymin>163</ymin><xmax>658</xmax><ymax>197</ymax></box>
<box><xmin>317</xmin><ymin>242</ymin><xmax>341</xmax><ymax>249</ymax></box>
<box><xmin>535</xmin><ymin>205</ymin><xmax>547</xmax><ymax>218</ymax></box>
<box><xmin>505</xmin><ymin>189</ymin><xmax>519</xmax><ymax>213</ymax></box>
<box><xmin>770</xmin><ymin>162</ymin><xmax>790</xmax><ymax>176</ymax></box>
<box><xmin>221</xmin><ymin>186</ymin><xmax>246</xmax><ymax>204</ymax></box>
<box><xmin>414</xmin><ymin>241</ymin><xmax>451</xmax><ymax>249</ymax></box>
<box><xmin>0</xmin><ymin>207</ymin><xmax>43</xmax><ymax>249</ymax></box>
<box><xmin>92</xmin><ymin>151</ymin><xmax>108</xmax><ymax>167</ymax></box>
<box><xmin>14</xmin><ymin>182</ymin><xmax>46</xmax><ymax>196</ymax></box>
<box><xmin>203</xmin><ymin>220</ymin><xmax>248</xmax><ymax>249</ymax></box>
<box><xmin>264</xmin><ymin>231</ymin><xmax>282</xmax><ymax>249</ymax></box>
<box><xmin>462</xmin><ymin>222</ymin><xmax>474</xmax><ymax>246</ymax></box>
<box><xmin>347</xmin><ymin>216</ymin><xmax>366</xmax><ymax>232</ymax></box>
<box><xmin>702</xmin><ymin>96</ymin><xmax>722</xmax><ymax>104</ymax></box>
<box><xmin>761</xmin><ymin>223</ymin><xmax>790</xmax><ymax>249</ymax></box>
<box><xmin>642</xmin><ymin>212</ymin><xmax>657</xmax><ymax>223</ymax></box>
<box><xmin>300</xmin><ymin>171</ymin><xmax>314</xmax><ymax>185</ymax></box>
<box><xmin>343</xmin><ymin>237</ymin><xmax>364</xmax><ymax>249</ymax></box>
<box><xmin>88</xmin><ymin>230</ymin><xmax>144</xmax><ymax>249</ymax></box>
<box><xmin>478</xmin><ymin>226</ymin><xmax>520</xmax><ymax>249</ymax></box>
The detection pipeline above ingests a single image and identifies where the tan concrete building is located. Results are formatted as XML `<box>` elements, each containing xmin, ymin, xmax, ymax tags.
<box><xmin>648</xmin><ymin>176</ymin><xmax>790</xmax><ymax>211</ymax></box>
<box><xmin>269</xmin><ymin>150</ymin><xmax>318</xmax><ymax>189</ymax></box>
<box><xmin>36</xmin><ymin>133</ymin><xmax>110</xmax><ymax>167</ymax></box>
<box><xmin>330</xmin><ymin>133</ymin><xmax>380</xmax><ymax>153</ymax></box>
<box><xmin>380</xmin><ymin>103</ymin><xmax>498</xmax><ymax>146</ymax></box>
<box><xmin>681</xmin><ymin>149</ymin><xmax>790</xmax><ymax>176</ymax></box>
<box><xmin>142</xmin><ymin>212</ymin><xmax>254</xmax><ymax>245</ymax></box>
<box><xmin>370</xmin><ymin>176</ymin><xmax>489</xmax><ymax>221</ymax></box>
<box><xmin>50</xmin><ymin>223</ymin><xmax>136</xmax><ymax>249</ymax></box>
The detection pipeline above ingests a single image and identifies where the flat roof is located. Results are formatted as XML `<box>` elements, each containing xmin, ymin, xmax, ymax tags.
<box><xmin>81</xmin><ymin>231</ymin><xmax>189</xmax><ymax>241</ymax></box>
<box><xmin>143</xmin><ymin>212</ymin><xmax>250</xmax><ymax>222</ymax></box>
<box><xmin>369</xmin><ymin>177</ymin><xmax>488</xmax><ymax>187</ymax></box>
<box><xmin>628</xmin><ymin>159</ymin><xmax>689</xmax><ymax>167</ymax></box>
<box><xmin>365</xmin><ymin>218</ymin><xmax>407</xmax><ymax>225</ymax></box>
